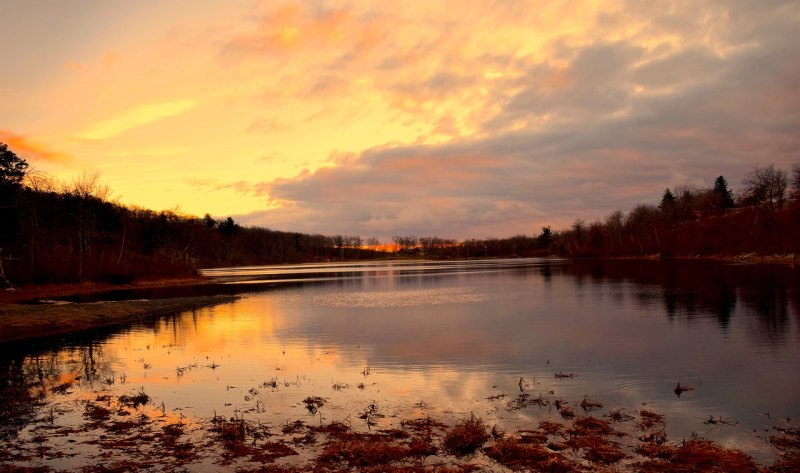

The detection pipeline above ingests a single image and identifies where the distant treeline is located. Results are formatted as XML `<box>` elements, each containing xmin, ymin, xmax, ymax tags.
<box><xmin>0</xmin><ymin>143</ymin><xmax>382</xmax><ymax>285</ymax></box>
<box><xmin>390</xmin><ymin>165</ymin><xmax>800</xmax><ymax>259</ymax></box>
<box><xmin>1</xmin><ymin>141</ymin><xmax>799</xmax><ymax>286</ymax></box>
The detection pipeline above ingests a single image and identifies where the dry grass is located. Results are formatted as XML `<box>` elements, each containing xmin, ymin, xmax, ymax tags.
<box><xmin>443</xmin><ymin>414</ymin><xmax>490</xmax><ymax>456</ymax></box>
<box><xmin>635</xmin><ymin>439</ymin><xmax>762</xmax><ymax>472</ymax></box>
<box><xmin>316</xmin><ymin>432</ymin><xmax>410</xmax><ymax>468</ymax></box>
<box><xmin>484</xmin><ymin>437</ymin><xmax>575</xmax><ymax>471</ymax></box>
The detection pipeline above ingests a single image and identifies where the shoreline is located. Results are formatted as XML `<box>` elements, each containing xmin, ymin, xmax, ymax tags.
<box><xmin>0</xmin><ymin>276</ymin><xmax>208</xmax><ymax>305</ymax></box>
<box><xmin>0</xmin><ymin>294</ymin><xmax>238</xmax><ymax>344</ymax></box>
<box><xmin>3</xmin><ymin>252</ymin><xmax>796</xmax><ymax>304</ymax></box>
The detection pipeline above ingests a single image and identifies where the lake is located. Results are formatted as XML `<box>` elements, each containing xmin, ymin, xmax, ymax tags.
<box><xmin>1</xmin><ymin>258</ymin><xmax>798</xmax><ymax>470</ymax></box>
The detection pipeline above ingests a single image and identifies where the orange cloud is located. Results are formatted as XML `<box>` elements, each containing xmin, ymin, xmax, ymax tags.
<box><xmin>0</xmin><ymin>130</ymin><xmax>72</xmax><ymax>164</ymax></box>
<box><xmin>226</xmin><ymin>5</ymin><xmax>359</xmax><ymax>56</ymax></box>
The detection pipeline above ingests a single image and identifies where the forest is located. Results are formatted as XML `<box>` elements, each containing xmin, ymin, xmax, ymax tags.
<box><xmin>1</xmin><ymin>141</ymin><xmax>799</xmax><ymax>286</ymax></box>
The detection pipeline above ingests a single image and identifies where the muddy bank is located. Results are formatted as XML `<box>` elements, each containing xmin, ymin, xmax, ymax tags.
<box><xmin>0</xmin><ymin>295</ymin><xmax>238</xmax><ymax>344</ymax></box>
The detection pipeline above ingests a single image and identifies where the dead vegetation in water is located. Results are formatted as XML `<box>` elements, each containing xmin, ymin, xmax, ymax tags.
<box><xmin>770</xmin><ymin>425</ymin><xmax>800</xmax><ymax>451</ymax></box>
<box><xmin>554</xmin><ymin>399</ymin><xmax>575</xmax><ymax>419</ymax></box>
<box><xmin>117</xmin><ymin>389</ymin><xmax>150</xmax><ymax>409</ymax></box>
<box><xmin>3</xmin><ymin>389</ymin><xmax>799</xmax><ymax>472</ymax></box>
<box><xmin>443</xmin><ymin>414</ymin><xmax>490</xmax><ymax>456</ymax></box>
<box><xmin>483</xmin><ymin>436</ymin><xmax>576</xmax><ymax>471</ymax></box>
<box><xmin>607</xmin><ymin>407</ymin><xmax>636</xmax><ymax>423</ymax></box>
<box><xmin>579</xmin><ymin>395</ymin><xmax>603</xmax><ymax>412</ymax></box>
<box><xmin>554</xmin><ymin>372</ymin><xmax>577</xmax><ymax>379</ymax></box>
<box><xmin>302</xmin><ymin>396</ymin><xmax>326</xmax><ymax>414</ymax></box>
<box><xmin>635</xmin><ymin>438</ymin><xmax>761</xmax><ymax>472</ymax></box>
<box><xmin>312</xmin><ymin>414</ymin><xmax>457</xmax><ymax>470</ymax></box>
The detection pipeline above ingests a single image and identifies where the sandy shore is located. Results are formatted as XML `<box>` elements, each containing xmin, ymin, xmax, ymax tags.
<box><xmin>0</xmin><ymin>294</ymin><xmax>238</xmax><ymax>344</ymax></box>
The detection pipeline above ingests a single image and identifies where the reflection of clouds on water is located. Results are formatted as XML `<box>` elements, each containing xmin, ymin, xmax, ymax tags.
<box><xmin>312</xmin><ymin>286</ymin><xmax>511</xmax><ymax>308</ymax></box>
<box><xmin>1</xmin><ymin>259</ymin><xmax>798</xmax><ymax>467</ymax></box>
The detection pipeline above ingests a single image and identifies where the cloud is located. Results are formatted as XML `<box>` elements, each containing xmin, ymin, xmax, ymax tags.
<box><xmin>0</xmin><ymin>130</ymin><xmax>72</xmax><ymax>164</ymax></box>
<box><xmin>77</xmin><ymin>100</ymin><xmax>194</xmax><ymax>140</ymax></box>
<box><xmin>232</xmin><ymin>1</ymin><xmax>800</xmax><ymax>240</ymax></box>
<box><xmin>185</xmin><ymin>177</ymin><xmax>270</xmax><ymax>198</ymax></box>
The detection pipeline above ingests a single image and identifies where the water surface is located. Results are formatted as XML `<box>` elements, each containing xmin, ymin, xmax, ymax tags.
<box><xmin>2</xmin><ymin>258</ymin><xmax>798</xmax><ymax>468</ymax></box>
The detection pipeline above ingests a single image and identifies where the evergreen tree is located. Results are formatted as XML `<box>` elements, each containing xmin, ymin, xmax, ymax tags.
<box><xmin>659</xmin><ymin>188</ymin><xmax>675</xmax><ymax>209</ymax></box>
<box><xmin>713</xmin><ymin>175</ymin><xmax>734</xmax><ymax>210</ymax></box>
<box><xmin>0</xmin><ymin>142</ymin><xmax>29</xmax><ymax>197</ymax></box>
<box><xmin>537</xmin><ymin>226</ymin><xmax>552</xmax><ymax>247</ymax></box>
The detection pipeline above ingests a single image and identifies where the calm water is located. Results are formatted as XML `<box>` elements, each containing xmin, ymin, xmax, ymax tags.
<box><xmin>2</xmin><ymin>258</ymin><xmax>799</xmax><ymax>468</ymax></box>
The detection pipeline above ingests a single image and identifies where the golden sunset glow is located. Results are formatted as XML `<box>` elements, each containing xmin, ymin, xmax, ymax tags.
<box><xmin>2</xmin><ymin>1</ymin><xmax>798</xmax><ymax>238</ymax></box>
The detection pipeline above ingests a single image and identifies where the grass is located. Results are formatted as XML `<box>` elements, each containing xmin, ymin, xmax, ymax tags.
<box><xmin>443</xmin><ymin>414</ymin><xmax>490</xmax><ymax>456</ymax></box>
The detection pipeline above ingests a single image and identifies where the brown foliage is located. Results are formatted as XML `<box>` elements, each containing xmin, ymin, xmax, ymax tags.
<box><xmin>635</xmin><ymin>439</ymin><xmax>761</xmax><ymax>472</ymax></box>
<box><xmin>443</xmin><ymin>414</ymin><xmax>490</xmax><ymax>456</ymax></box>
<box><xmin>484</xmin><ymin>437</ymin><xmax>575</xmax><ymax>471</ymax></box>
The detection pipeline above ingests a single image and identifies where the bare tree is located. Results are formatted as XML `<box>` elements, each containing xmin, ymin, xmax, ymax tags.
<box><xmin>742</xmin><ymin>164</ymin><xmax>788</xmax><ymax>212</ymax></box>
<box><xmin>366</xmin><ymin>237</ymin><xmax>380</xmax><ymax>251</ymax></box>
<box><xmin>790</xmin><ymin>163</ymin><xmax>800</xmax><ymax>202</ymax></box>
<box><xmin>68</xmin><ymin>170</ymin><xmax>111</xmax><ymax>200</ymax></box>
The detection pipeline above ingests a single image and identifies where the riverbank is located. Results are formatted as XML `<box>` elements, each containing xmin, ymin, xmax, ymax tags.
<box><xmin>0</xmin><ymin>277</ymin><xmax>207</xmax><ymax>305</ymax></box>
<box><xmin>0</xmin><ymin>294</ymin><xmax>238</xmax><ymax>344</ymax></box>
<box><xmin>605</xmin><ymin>253</ymin><xmax>799</xmax><ymax>265</ymax></box>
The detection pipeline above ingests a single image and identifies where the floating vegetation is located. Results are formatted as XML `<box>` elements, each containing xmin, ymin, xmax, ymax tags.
<box><xmin>554</xmin><ymin>372</ymin><xmax>577</xmax><ymax>379</ymax></box>
<box><xmin>674</xmin><ymin>382</ymin><xmax>695</xmax><ymax>397</ymax></box>
<box><xmin>303</xmin><ymin>396</ymin><xmax>326</xmax><ymax>414</ymax></box>
<box><xmin>262</xmin><ymin>377</ymin><xmax>279</xmax><ymax>389</ymax></box>
<box><xmin>607</xmin><ymin>407</ymin><xmax>636</xmax><ymax>423</ymax></box>
<box><xmin>704</xmin><ymin>415</ymin><xmax>739</xmax><ymax>426</ymax></box>
<box><xmin>117</xmin><ymin>389</ymin><xmax>150</xmax><ymax>409</ymax></box>
<box><xmin>555</xmin><ymin>399</ymin><xmax>576</xmax><ymax>420</ymax></box>
<box><xmin>506</xmin><ymin>392</ymin><xmax>550</xmax><ymax>411</ymax></box>
<box><xmin>358</xmin><ymin>401</ymin><xmax>385</xmax><ymax>428</ymax></box>
<box><xmin>580</xmin><ymin>395</ymin><xmax>603</xmax><ymax>412</ymax></box>
<box><xmin>83</xmin><ymin>402</ymin><xmax>112</xmax><ymax>422</ymax></box>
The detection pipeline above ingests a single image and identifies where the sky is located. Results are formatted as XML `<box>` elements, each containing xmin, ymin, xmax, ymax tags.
<box><xmin>1</xmin><ymin>0</ymin><xmax>799</xmax><ymax>241</ymax></box>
